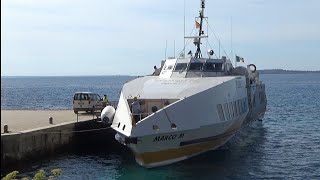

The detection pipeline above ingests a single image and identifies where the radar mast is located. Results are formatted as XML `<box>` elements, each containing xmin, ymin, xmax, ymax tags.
<box><xmin>194</xmin><ymin>0</ymin><xmax>205</xmax><ymax>58</ymax></box>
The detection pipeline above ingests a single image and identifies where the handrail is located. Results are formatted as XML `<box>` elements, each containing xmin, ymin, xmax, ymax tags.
<box><xmin>130</xmin><ymin>112</ymin><xmax>153</xmax><ymax>121</ymax></box>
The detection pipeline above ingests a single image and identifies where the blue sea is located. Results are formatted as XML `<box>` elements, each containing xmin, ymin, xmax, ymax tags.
<box><xmin>1</xmin><ymin>74</ymin><xmax>320</xmax><ymax>179</ymax></box>
<box><xmin>1</xmin><ymin>76</ymin><xmax>135</xmax><ymax>110</ymax></box>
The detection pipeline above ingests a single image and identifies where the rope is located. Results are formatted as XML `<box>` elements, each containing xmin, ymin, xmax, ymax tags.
<box><xmin>177</xmin><ymin>25</ymin><xmax>196</xmax><ymax>57</ymax></box>
<box><xmin>205</xmin><ymin>19</ymin><xmax>231</xmax><ymax>60</ymax></box>
<box><xmin>7</xmin><ymin>127</ymin><xmax>113</xmax><ymax>135</ymax></box>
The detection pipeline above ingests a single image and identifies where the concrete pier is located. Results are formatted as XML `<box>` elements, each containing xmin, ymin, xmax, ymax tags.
<box><xmin>1</xmin><ymin>110</ymin><xmax>97</xmax><ymax>133</ymax></box>
<box><xmin>1</xmin><ymin>110</ymin><xmax>117</xmax><ymax>172</ymax></box>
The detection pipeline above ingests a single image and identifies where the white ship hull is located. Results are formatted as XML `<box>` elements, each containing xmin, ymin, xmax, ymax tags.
<box><xmin>123</xmin><ymin>119</ymin><xmax>243</xmax><ymax>168</ymax></box>
<box><xmin>109</xmin><ymin>0</ymin><xmax>267</xmax><ymax>168</ymax></box>
<box><xmin>111</xmin><ymin>75</ymin><xmax>261</xmax><ymax>167</ymax></box>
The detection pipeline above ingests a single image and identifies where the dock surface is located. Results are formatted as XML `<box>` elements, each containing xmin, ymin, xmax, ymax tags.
<box><xmin>1</xmin><ymin>110</ymin><xmax>98</xmax><ymax>134</ymax></box>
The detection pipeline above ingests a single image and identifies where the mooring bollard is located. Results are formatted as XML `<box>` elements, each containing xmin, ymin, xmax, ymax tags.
<box><xmin>4</xmin><ymin>124</ymin><xmax>9</xmax><ymax>133</ymax></box>
<box><xmin>49</xmin><ymin>117</ymin><xmax>53</xmax><ymax>124</ymax></box>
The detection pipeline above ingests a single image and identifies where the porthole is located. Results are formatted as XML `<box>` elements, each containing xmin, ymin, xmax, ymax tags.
<box><xmin>153</xmin><ymin>125</ymin><xmax>160</xmax><ymax>131</ymax></box>
<box><xmin>152</xmin><ymin>106</ymin><xmax>158</xmax><ymax>113</ymax></box>
<box><xmin>171</xmin><ymin>123</ymin><xmax>177</xmax><ymax>130</ymax></box>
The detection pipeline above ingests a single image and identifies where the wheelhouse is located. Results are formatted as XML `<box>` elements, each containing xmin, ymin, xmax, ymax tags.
<box><xmin>160</xmin><ymin>56</ymin><xmax>233</xmax><ymax>78</ymax></box>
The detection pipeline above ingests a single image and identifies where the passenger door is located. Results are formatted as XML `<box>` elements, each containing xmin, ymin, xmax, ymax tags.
<box><xmin>95</xmin><ymin>94</ymin><xmax>103</xmax><ymax>110</ymax></box>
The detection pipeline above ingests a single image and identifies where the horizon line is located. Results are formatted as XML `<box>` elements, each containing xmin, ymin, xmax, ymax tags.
<box><xmin>1</xmin><ymin>69</ymin><xmax>320</xmax><ymax>77</ymax></box>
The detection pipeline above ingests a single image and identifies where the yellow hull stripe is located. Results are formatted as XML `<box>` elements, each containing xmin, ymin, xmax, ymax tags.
<box><xmin>134</xmin><ymin>136</ymin><xmax>230</xmax><ymax>165</ymax></box>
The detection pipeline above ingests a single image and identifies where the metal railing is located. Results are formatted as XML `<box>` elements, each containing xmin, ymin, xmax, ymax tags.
<box><xmin>130</xmin><ymin>112</ymin><xmax>153</xmax><ymax>122</ymax></box>
<box><xmin>103</xmin><ymin>100</ymin><xmax>118</xmax><ymax>109</ymax></box>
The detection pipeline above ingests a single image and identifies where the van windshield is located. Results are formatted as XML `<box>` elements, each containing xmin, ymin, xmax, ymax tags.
<box><xmin>74</xmin><ymin>93</ymin><xmax>89</xmax><ymax>100</ymax></box>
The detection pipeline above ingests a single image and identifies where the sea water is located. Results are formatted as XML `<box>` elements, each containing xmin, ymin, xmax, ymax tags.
<box><xmin>1</xmin><ymin>74</ymin><xmax>320</xmax><ymax>179</ymax></box>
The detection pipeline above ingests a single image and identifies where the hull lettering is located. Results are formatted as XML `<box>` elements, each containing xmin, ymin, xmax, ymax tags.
<box><xmin>153</xmin><ymin>133</ymin><xmax>184</xmax><ymax>142</ymax></box>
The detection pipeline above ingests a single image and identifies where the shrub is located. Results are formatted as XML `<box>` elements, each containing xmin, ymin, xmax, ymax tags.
<box><xmin>2</xmin><ymin>171</ymin><xmax>19</xmax><ymax>180</ymax></box>
<box><xmin>2</xmin><ymin>169</ymin><xmax>62</xmax><ymax>180</ymax></box>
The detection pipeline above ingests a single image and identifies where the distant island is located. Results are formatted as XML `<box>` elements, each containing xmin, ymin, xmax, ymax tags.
<box><xmin>259</xmin><ymin>69</ymin><xmax>320</xmax><ymax>74</ymax></box>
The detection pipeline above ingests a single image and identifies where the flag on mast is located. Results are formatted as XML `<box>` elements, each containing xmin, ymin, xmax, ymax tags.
<box><xmin>236</xmin><ymin>55</ymin><xmax>244</xmax><ymax>62</ymax></box>
<box><xmin>195</xmin><ymin>21</ymin><xmax>201</xmax><ymax>28</ymax></box>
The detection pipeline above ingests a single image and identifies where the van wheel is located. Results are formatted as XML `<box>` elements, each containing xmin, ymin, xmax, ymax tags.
<box><xmin>74</xmin><ymin>110</ymin><xmax>78</xmax><ymax>114</ymax></box>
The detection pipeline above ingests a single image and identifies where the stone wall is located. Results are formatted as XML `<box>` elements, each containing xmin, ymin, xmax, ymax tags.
<box><xmin>1</xmin><ymin>120</ymin><xmax>116</xmax><ymax>170</ymax></box>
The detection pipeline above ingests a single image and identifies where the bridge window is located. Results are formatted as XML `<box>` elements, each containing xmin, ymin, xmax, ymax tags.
<box><xmin>174</xmin><ymin>63</ymin><xmax>188</xmax><ymax>71</ymax></box>
<box><xmin>188</xmin><ymin>62</ymin><xmax>203</xmax><ymax>71</ymax></box>
<box><xmin>203</xmin><ymin>62</ymin><xmax>223</xmax><ymax>72</ymax></box>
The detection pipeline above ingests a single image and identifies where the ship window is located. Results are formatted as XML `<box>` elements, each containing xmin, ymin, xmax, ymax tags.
<box><xmin>229</xmin><ymin>102</ymin><xmax>233</xmax><ymax>118</ymax></box>
<box><xmin>237</xmin><ymin>100</ymin><xmax>241</xmax><ymax>115</ymax></box>
<box><xmin>167</xmin><ymin>65</ymin><xmax>173</xmax><ymax>70</ymax></box>
<box><xmin>243</xmin><ymin>98</ymin><xmax>248</xmax><ymax>112</ymax></box>
<box><xmin>163</xmin><ymin>65</ymin><xmax>167</xmax><ymax>70</ymax></box>
<box><xmin>153</xmin><ymin>125</ymin><xmax>160</xmax><ymax>131</ymax></box>
<box><xmin>217</xmin><ymin>104</ymin><xmax>225</xmax><ymax>121</ymax></box>
<box><xmin>233</xmin><ymin>101</ymin><xmax>236</xmax><ymax>116</ymax></box>
<box><xmin>174</xmin><ymin>63</ymin><xmax>188</xmax><ymax>71</ymax></box>
<box><xmin>239</xmin><ymin>100</ymin><xmax>243</xmax><ymax>114</ymax></box>
<box><xmin>203</xmin><ymin>62</ymin><xmax>223</xmax><ymax>72</ymax></box>
<box><xmin>242</xmin><ymin>98</ymin><xmax>246</xmax><ymax>113</ymax></box>
<box><xmin>188</xmin><ymin>62</ymin><xmax>203</xmax><ymax>71</ymax></box>
<box><xmin>224</xmin><ymin>103</ymin><xmax>230</xmax><ymax>120</ymax></box>
<box><xmin>233</xmin><ymin>101</ymin><xmax>238</xmax><ymax>117</ymax></box>
<box><xmin>235</xmin><ymin>100</ymin><xmax>238</xmax><ymax>115</ymax></box>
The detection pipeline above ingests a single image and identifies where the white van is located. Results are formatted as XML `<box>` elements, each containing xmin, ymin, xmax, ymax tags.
<box><xmin>73</xmin><ymin>92</ymin><xmax>103</xmax><ymax>114</ymax></box>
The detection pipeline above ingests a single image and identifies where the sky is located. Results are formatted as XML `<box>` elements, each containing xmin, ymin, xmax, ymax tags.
<box><xmin>1</xmin><ymin>0</ymin><xmax>320</xmax><ymax>76</ymax></box>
